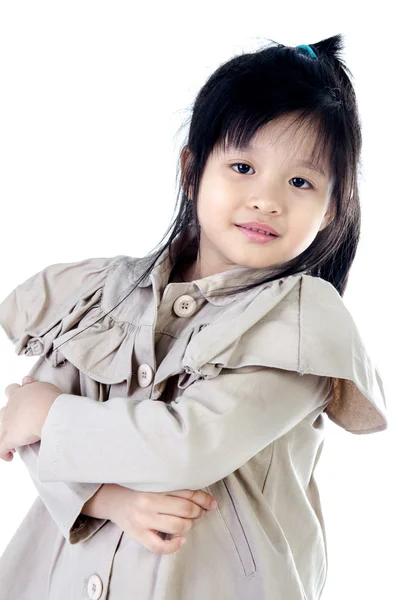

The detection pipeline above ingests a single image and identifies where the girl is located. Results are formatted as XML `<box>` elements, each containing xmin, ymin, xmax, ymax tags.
<box><xmin>0</xmin><ymin>34</ymin><xmax>388</xmax><ymax>600</ymax></box>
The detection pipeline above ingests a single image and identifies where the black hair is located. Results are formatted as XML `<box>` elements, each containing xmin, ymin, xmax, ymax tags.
<box><xmin>132</xmin><ymin>33</ymin><xmax>361</xmax><ymax>297</ymax></box>
<box><xmin>55</xmin><ymin>33</ymin><xmax>363</xmax><ymax>352</ymax></box>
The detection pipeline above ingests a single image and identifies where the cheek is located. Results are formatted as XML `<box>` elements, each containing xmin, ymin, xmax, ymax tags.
<box><xmin>292</xmin><ymin>202</ymin><xmax>324</xmax><ymax>232</ymax></box>
<box><xmin>284</xmin><ymin>209</ymin><xmax>322</xmax><ymax>252</ymax></box>
<box><xmin>197</xmin><ymin>201</ymin><xmax>225</xmax><ymax>233</ymax></box>
<box><xmin>197</xmin><ymin>188</ymin><xmax>232</xmax><ymax>229</ymax></box>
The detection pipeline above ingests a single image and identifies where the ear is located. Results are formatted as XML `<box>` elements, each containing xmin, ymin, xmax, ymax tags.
<box><xmin>180</xmin><ymin>146</ymin><xmax>193</xmax><ymax>200</ymax></box>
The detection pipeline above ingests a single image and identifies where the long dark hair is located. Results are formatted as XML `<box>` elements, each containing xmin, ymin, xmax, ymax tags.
<box><xmin>56</xmin><ymin>33</ymin><xmax>363</xmax><ymax>351</ymax></box>
<box><xmin>131</xmin><ymin>33</ymin><xmax>361</xmax><ymax>297</ymax></box>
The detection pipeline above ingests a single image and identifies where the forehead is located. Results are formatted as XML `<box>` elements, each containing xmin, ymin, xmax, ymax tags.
<box><xmin>228</xmin><ymin>114</ymin><xmax>317</xmax><ymax>151</ymax></box>
<box><xmin>220</xmin><ymin>114</ymin><xmax>330</xmax><ymax>176</ymax></box>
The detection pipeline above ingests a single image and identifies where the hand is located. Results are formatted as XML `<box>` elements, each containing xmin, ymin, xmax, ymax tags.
<box><xmin>86</xmin><ymin>485</ymin><xmax>218</xmax><ymax>555</ymax></box>
<box><xmin>0</xmin><ymin>376</ymin><xmax>63</xmax><ymax>461</ymax></box>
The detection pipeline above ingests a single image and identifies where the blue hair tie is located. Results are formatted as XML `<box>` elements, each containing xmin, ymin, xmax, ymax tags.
<box><xmin>295</xmin><ymin>44</ymin><xmax>317</xmax><ymax>59</ymax></box>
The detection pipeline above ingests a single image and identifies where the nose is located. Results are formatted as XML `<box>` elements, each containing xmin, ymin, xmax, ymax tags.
<box><xmin>250</xmin><ymin>196</ymin><xmax>281</xmax><ymax>214</ymax></box>
<box><xmin>245</xmin><ymin>172</ymin><xmax>286</xmax><ymax>215</ymax></box>
<box><xmin>247</xmin><ymin>178</ymin><xmax>283</xmax><ymax>213</ymax></box>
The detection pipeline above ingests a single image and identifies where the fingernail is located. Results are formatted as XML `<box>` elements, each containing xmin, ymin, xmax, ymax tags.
<box><xmin>211</xmin><ymin>500</ymin><xmax>218</xmax><ymax>509</ymax></box>
<box><xmin>180</xmin><ymin>538</ymin><xmax>186</xmax><ymax>545</ymax></box>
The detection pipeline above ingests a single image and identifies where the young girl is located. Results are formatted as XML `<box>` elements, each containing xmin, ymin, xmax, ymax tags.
<box><xmin>0</xmin><ymin>33</ymin><xmax>388</xmax><ymax>600</ymax></box>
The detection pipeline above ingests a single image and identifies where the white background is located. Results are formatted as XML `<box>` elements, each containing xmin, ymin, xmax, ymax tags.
<box><xmin>0</xmin><ymin>2</ymin><xmax>395</xmax><ymax>598</ymax></box>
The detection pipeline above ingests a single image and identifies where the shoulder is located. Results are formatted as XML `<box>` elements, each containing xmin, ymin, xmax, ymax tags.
<box><xmin>100</xmin><ymin>254</ymin><xmax>147</xmax><ymax>314</ymax></box>
<box><xmin>1</xmin><ymin>254</ymin><xmax>126</xmax><ymax>303</ymax></box>
<box><xmin>0</xmin><ymin>254</ymin><xmax>128</xmax><ymax>354</ymax></box>
<box><xmin>182</xmin><ymin>273</ymin><xmax>329</xmax><ymax>373</ymax></box>
<box><xmin>182</xmin><ymin>273</ymin><xmax>388</xmax><ymax>435</ymax></box>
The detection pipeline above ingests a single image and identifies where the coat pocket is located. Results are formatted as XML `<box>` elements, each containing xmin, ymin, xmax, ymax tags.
<box><xmin>206</xmin><ymin>478</ymin><xmax>257</xmax><ymax>579</ymax></box>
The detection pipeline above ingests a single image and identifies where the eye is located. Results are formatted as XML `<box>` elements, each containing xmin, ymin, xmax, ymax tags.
<box><xmin>230</xmin><ymin>163</ymin><xmax>314</xmax><ymax>189</ymax></box>
<box><xmin>290</xmin><ymin>177</ymin><xmax>313</xmax><ymax>190</ymax></box>
<box><xmin>231</xmin><ymin>163</ymin><xmax>254</xmax><ymax>175</ymax></box>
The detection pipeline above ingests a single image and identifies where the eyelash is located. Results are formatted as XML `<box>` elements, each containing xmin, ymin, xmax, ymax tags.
<box><xmin>230</xmin><ymin>163</ymin><xmax>314</xmax><ymax>190</ymax></box>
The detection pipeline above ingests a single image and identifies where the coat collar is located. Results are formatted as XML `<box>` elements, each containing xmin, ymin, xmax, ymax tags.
<box><xmin>132</xmin><ymin>235</ymin><xmax>290</xmax><ymax>306</ymax></box>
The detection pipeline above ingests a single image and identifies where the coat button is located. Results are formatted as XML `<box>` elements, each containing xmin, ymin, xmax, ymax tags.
<box><xmin>137</xmin><ymin>363</ymin><xmax>154</xmax><ymax>387</ymax></box>
<box><xmin>173</xmin><ymin>294</ymin><xmax>197</xmax><ymax>317</ymax></box>
<box><xmin>87</xmin><ymin>574</ymin><xmax>103</xmax><ymax>599</ymax></box>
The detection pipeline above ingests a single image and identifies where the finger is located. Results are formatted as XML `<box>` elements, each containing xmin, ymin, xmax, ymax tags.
<box><xmin>148</xmin><ymin>491</ymin><xmax>198</xmax><ymax>517</ymax></box>
<box><xmin>141</xmin><ymin>513</ymin><xmax>194</xmax><ymax>535</ymax></box>
<box><xmin>0</xmin><ymin>439</ymin><xmax>14</xmax><ymax>462</ymax></box>
<box><xmin>22</xmin><ymin>376</ymin><xmax>36</xmax><ymax>385</ymax></box>
<box><xmin>183</xmin><ymin>489</ymin><xmax>218</xmax><ymax>510</ymax></box>
<box><xmin>1</xmin><ymin>452</ymin><xmax>14</xmax><ymax>462</ymax></box>
<box><xmin>165</xmin><ymin>489</ymin><xmax>218</xmax><ymax>512</ymax></box>
<box><xmin>144</xmin><ymin>531</ymin><xmax>186</xmax><ymax>555</ymax></box>
<box><xmin>152</xmin><ymin>496</ymin><xmax>205</xmax><ymax>519</ymax></box>
<box><xmin>4</xmin><ymin>383</ymin><xmax>21</xmax><ymax>398</ymax></box>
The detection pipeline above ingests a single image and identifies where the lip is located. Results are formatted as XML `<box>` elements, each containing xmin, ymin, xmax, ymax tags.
<box><xmin>236</xmin><ymin>222</ymin><xmax>280</xmax><ymax>236</ymax></box>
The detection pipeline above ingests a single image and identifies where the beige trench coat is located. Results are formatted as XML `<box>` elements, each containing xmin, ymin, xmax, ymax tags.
<box><xmin>0</xmin><ymin>238</ymin><xmax>388</xmax><ymax>600</ymax></box>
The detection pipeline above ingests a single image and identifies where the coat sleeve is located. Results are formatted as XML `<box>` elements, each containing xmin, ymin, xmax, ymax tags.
<box><xmin>37</xmin><ymin>367</ymin><xmax>334</xmax><ymax>491</ymax></box>
<box><xmin>0</xmin><ymin>256</ymin><xmax>122</xmax><ymax>544</ymax></box>
<box><xmin>17</xmin><ymin>443</ymin><xmax>108</xmax><ymax>544</ymax></box>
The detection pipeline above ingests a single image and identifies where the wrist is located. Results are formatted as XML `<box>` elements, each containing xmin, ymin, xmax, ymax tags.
<box><xmin>81</xmin><ymin>484</ymin><xmax>114</xmax><ymax>521</ymax></box>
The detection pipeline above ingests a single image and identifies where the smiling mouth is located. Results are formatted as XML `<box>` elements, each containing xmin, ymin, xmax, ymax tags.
<box><xmin>236</xmin><ymin>225</ymin><xmax>279</xmax><ymax>243</ymax></box>
<box><xmin>238</xmin><ymin>225</ymin><xmax>278</xmax><ymax>236</ymax></box>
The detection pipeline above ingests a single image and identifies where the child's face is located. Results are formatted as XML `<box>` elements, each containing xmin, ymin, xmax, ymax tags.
<box><xmin>181</xmin><ymin>112</ymin><xmax>334</xmax><ymax>280</ymax></box>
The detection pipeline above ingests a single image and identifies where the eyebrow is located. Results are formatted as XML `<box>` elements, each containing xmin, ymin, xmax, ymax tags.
<box><xmin>294</xmin><ymin>160</ymin><xmax>326</xmax><ymax>178</ymax></box>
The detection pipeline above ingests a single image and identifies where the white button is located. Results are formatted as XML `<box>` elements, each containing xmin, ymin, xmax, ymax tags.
<box><xmin>137</xmin><ymin>363</ymin><xmax>154</xmax><ymax>387</ymax></box>
<box><xmin>87</xmin><ymin>574</ymin><xmax>103</xmax><ymax>599</ymax></box>
<box><xmin>173</xmin><ymin>295</ymin><xmax>197</xmax><ymax>317</ymax></box>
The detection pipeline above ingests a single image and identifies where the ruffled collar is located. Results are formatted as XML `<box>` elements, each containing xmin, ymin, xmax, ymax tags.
<box><xmin>129</xmin><ymin>233</ymin><xmax>293</xmax><ymax>307</ymax></box>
